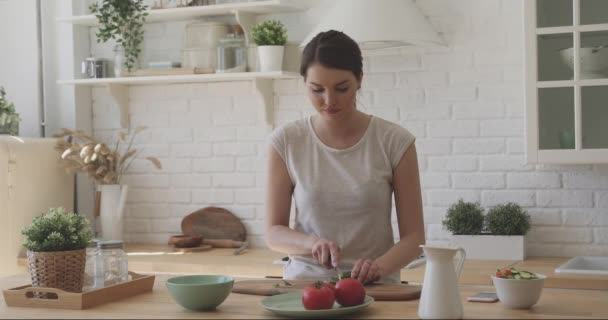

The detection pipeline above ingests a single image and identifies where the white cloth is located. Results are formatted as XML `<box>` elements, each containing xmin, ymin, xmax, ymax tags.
<box><xmin>270</xmin><ymin>115</ymin><xmax>416</xmax><ymax>284</ymax></box>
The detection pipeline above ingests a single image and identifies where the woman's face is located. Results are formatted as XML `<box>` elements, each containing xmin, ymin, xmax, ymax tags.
<box><xmin>305</xmin><ymin>63</ymin><xmax>361</xmax><ymax>122</ymax></box>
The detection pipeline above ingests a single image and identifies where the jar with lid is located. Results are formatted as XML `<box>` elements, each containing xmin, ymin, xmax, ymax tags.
<box><xmin>97</xmin><ymin>240</ymin><xmax>129</xmax><ymax>287</ymax></box>
<box><xmin>216</xmin><ymin>26</ymin><xmax>247</xmax><ymax>73</ymax></box>
<box><xmin>83</xmin><ymin>239</ymin><xmax>101</xmax><ymax>291</ymax></box>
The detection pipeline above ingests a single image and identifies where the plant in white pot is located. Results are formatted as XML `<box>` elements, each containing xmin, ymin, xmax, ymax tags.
<box><xmin>443</xmin><ymin>200</ymin><xmax>531</xmax><ymax>260</ymax></box>
<box><xmin>22</xmin><ymin>207</ymin><xmax>94</xmax><ymax>296</ymax></box>
<box><xmin>54</xmin><ymin>126</ymin><xmax>161</xmax><ymax>241</ymax></box>
<box><xmin>0</xmin><ymin>86</ymin><xmax>21</xmax><ymax>136</ymax></box>
<box><xmin>483</xmin><ymin>203</ymin><xmax>531</xmax><ymax>260</ymax></box>
<box><xmin>251</xmin><ymin>20</ymin><xmax>288</xmax><ymax>72</ymax></box>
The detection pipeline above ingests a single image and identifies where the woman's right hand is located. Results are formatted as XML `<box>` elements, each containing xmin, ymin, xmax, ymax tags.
<box><xmin>311</xmin><ymin>238</ymin><xmax>340</xmax><ymax>269</ymax></box>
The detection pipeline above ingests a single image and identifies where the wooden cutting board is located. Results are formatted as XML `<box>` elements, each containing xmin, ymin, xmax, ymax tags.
<box><xmin>181</xmin><ymin>207</ymin><xmax>247</xmax><ymax>242</ymax></box>
<box><xmin>231</xmin><ymin>280</ymin><xmax>421</xmax><ymax>301</ymax></box>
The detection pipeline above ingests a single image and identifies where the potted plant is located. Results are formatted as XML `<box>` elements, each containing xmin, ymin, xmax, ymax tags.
<box><xmin>251</xmin><ymin>20</ymin><xmax>288</xmax><ymax>72</ymax></box>
<box><xmin>443</xmin><ymin>200</ymin><xmax>530</xmax><ymax>260</ymax></box>
<box><xmin>22</xmin><ymin>207</ymin><xmax>94</xmax><ymax>296</ymax></box>
<box><xmin>90</xmin><ymin>0</ymin><xmax>148</xmax><ymax>75</ymax></box>
<box><xmin>54</xmin><ymin>126</ymin><xmax>161</xmax><ymax>241</ymax></box>
<box><xmin>0</xmin><ymin>86</ymin><xmax>21</xmax><ymax>136</ymax></box>
<box><xmin>483</xmin><ymin>203</ymin><xmax>530</xmax><ymax>260</ymax></box>
<box><xmin>442</xmin><ymin>199</ymin><xmax>485</xmax><ymax>235</ymax></box>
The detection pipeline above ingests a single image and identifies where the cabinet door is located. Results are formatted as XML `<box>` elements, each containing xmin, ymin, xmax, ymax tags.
<box><xmin>526</xmin><ymin>0</ymin><xmax>608</xmax><ymax>163</ymax></box>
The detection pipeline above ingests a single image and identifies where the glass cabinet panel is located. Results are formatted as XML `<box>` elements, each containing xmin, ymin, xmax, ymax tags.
<box><xmin>539</xmin><ymin>34</ymin><xmax>573</xmax><ymax>81</ymax></box>
<box><xmin>581</xmin><ymin>0</ymin><xmax>608</xmax><ymax>25</ymax></box>
<box><xmin>582</xmin><ymin>86</ymin><xmax>608</xmax><ymax>149</ymax></box>
<box><xmin>579</xmin><ymin>31</ymin><xmax>608</xmax><ymax>80</ymax></box>
<box><xmin>537</xmin><ymin>0</ymin><xmax>572</xmax><ymax>28</ymax></box>
<box><xmin>539</xmin><ymin>87</ymin><xmax>575</xmax><ymax>150</ymax></box>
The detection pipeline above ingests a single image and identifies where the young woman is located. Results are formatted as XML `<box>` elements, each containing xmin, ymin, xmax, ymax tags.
<box><xmin>265</xmin><ymin>30</ymin><xmax>425</xmax><ymax>284</ymax></box>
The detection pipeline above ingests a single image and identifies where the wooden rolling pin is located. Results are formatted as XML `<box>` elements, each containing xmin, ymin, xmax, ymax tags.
<box><xmin>202</xmin><ymin>239</ymin><xmax>245</xmax><ymax>248</ymax></box>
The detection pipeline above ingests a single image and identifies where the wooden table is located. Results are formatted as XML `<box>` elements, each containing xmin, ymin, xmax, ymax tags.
<box><xmin>2</xmin><ymin>273</ymin><xmax>608</xmax><ymax>319</ymax></box>
<box><xmin>120</xmin><ymin>245</ymin><xmax>515</xmax><ymax>285</ymax></box>
<box><xmin>17</xmin><ymin>245</ymin><xmax>608</xmax><ymax>290</ymax></box>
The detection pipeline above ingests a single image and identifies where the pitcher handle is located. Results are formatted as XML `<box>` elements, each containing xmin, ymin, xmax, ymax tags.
<box><xmin>455</xmin><ymin>247</ymin><xmax>466</xmax><ymax>279</ymax></box>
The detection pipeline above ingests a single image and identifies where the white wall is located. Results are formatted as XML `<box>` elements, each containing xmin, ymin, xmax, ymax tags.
<box><xmin>82</xmin><ymin>0</ymin><xmax>608</xmax><ymax>256</ymax></box>
<box><xmin>0</xmin><ymin>0</ymin><xmax>42</xmax><ymax>137</ymax></box>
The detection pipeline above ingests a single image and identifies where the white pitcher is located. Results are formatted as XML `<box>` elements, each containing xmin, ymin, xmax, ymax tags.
<box><xmin>418</xmin><ymin>245</ymin><xmax>466</xmax><ymax>319</ymax></box>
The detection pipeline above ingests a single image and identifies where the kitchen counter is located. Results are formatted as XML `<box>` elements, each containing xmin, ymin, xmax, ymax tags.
<box><xmin>1</xmin><ymin>273</ymin><xmax>608</xmax><ymax>319</ymax></box>
<box><xmin>121</xmin><ymin>245</ymin><xmax>515</xmax><ymax>285</ymax></box>
<box><xmin>16</xmin><ymin>245</ymin><xmax>608</xmax><ymax>290</ymax></box>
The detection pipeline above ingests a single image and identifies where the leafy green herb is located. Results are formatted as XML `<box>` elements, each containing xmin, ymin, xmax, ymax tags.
<box><xmin>0</xmin><ymin>87</ymin><xmax>20</xmax><ymax>135</ymax></box>
<box><xmin>251</xmin><ymin>20</ymin><xmax>287</xmax><ymax>46</ymax></box>
<box><xmin>90</xmin><ymin>0</ymin><xmax>148</xmax><ymax>72</ymax></box>
<box><xmin>442</xmin><ymin>199</ymin><xmax>485</xmax><ymax>235</ymax></box>
<box><xmin>22</xmin><ymin>207</ymin><xmax>94</xmax><ymax>252</ymax></box>
<box><xmin>486</xmin><ymin>203</ymin><xmax>531</xmax><ymax>235</ymax></box>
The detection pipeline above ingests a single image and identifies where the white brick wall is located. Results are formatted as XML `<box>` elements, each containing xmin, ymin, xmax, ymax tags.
<box><xmin>87</xmin><ymin>0</ymin><xmax>608</xmax><ymax>256</ymax></box>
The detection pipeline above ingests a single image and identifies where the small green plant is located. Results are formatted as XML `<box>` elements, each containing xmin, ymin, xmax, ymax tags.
<box><xmin>442</xmin><ymin>199</ymin><xmax>485</xmax><ymax>235</ymax></box>
<box><xmin>90</xmin><ymin>0</ymin><xmax>148</xmax><ymax>72</ymax></box>
<box><xmin>22</xmin><ymin>207</ymin><xmax>94</xmax><ymax>252</ymax></box>
<box><xmin>485</xmin><ymin>203</ymin><xmax>531</xmax><ymax>235</ymax></box>
<box><xmin>251</xmin><ymin>20</ymin><xmax>288</xmax><ymax>46</ymax></box>
<box><xmin>0</xmin><ymin>87</ymin><xmax>21</xmax><ymax>135</ymax></box>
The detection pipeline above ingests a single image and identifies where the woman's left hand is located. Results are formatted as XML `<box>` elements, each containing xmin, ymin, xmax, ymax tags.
<box><xmin>351</xmin><ymin>258</ymin><xmax>383</xmax><ymax>284</ymax></box>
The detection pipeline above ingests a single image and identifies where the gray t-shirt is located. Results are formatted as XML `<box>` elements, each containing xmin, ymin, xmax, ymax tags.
<box><xmin>270</xmin><ymin>115</ymin><xmax>416</xmax><ymax>284</ymax></box>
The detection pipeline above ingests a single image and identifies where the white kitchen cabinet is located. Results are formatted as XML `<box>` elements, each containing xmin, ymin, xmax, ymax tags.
<box><xmin>0</xmin><ymin>137</ymin><xmax>74</xmax><ymax>275</ymax></box>
<box><xmin>525</xmin><ymin>0</ymin><xmax>608</xmax><ymax>163</ymax></box>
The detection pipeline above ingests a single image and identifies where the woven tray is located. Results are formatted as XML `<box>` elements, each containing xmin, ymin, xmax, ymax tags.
<box><xmin>3</xmin><ymin>272</ymin><xmax>154</xmax><ymax>309</ymax></box>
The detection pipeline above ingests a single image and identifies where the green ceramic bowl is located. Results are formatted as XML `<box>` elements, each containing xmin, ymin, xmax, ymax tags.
<box><xmin>166</xmin><ymin>275</ymin><xmax>234</xmax><ymax>311</ymax></box>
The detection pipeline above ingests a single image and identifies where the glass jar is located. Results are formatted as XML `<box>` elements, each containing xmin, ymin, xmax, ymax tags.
<box><xmin>113</xmin><ymin>45</ymin><xmax>126</xmax><ymax>77</ymax></box>
<box><xmin>82</xmin><ymin>239</ymin><xmax>100</xmax><ymax>291</ymax></box>
<box><xmin>97</xmin><ymin>240</ymin><xmax>129</xmax><ymax>287</ymax></box>
<box><xmin>216</xmin><ymin>32</ymin><xmax>247</xmax><ymax>73</ymax></box>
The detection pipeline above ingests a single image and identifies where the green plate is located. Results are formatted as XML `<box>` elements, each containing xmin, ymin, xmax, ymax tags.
<box><xmin>260</xmin><ymin>292</ymin><xmax>374</xmax><ymax>318</ymax></box>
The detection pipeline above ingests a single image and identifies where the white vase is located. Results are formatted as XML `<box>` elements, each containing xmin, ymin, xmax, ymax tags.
<box><xmin>98</xmin><ymin>184</ymin><xmax>129</xmax><ymax>241</ymax></box>
<box><xmin>257</xmin><ymin>45</ymin><xmax>284</xmax><ymax>72</ymax></box>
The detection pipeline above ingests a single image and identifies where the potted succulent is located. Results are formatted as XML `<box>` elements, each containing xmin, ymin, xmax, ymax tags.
<box><xmin>22</xmin><ymin>207</ymin><xmax>94</xmax><ymax>295</ymax></box>
<box><xmin>0</xmin><ymin>86</ymin><xmax>21</xmax><ymax>136</ymax></box>
<box><xmin>54</xmin><ymin>126</ymin><xmax>161</xmax><ymax>241</ymax></box>
<box><xmin>443</xmin><ymin>200</ymin><xmax>530</xmax><ymax>260</ymax></box>
<box><xmin>251</xmin><ymin>20</ymin><xmax>288</xmax><ymax>72</ymax></box>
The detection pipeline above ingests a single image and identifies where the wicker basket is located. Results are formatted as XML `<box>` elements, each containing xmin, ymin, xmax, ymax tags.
<box><xmin>26</xmin><ymin>249</ymin><xmax>86</xmax><ymax>298</ymax></box>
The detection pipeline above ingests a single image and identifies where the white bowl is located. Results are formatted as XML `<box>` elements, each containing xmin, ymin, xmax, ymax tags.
<box><xmin>559</xmin><ymin>47</ymin><xmax>608</xmax><ymax>79</ymax></box>
<box><xmin>491</xmin><ymin>274</ymin><xmax>546</xmax><ymax>309</ymax></box>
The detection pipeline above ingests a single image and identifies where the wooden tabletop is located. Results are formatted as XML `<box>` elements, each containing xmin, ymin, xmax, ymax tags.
<box><xmin>122</xmin><ymin>245</ymin><xmax>515</xmax><ymax>285</ymax></box>
<box><xmin>16</xmin><ymin>245</ymin><xmax>608</xmax><ymax>290</ymax></box>
<box><xmin>2</xmin><ymin>273</ymin><xmax>608</xmax><ymax>319</ymax></box>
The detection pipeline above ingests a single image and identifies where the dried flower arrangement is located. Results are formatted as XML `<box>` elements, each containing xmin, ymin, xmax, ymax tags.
<box><xmin>54</xmin><ymin>126</ymin><xmax>161</xmax><ymax>184</ymax></box>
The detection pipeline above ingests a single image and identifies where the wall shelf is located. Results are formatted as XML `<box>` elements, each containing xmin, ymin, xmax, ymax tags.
<box><xmin>58</xmin><ymin>71</ymin><xmax>300</xmax><ymax>129</ymax></box>
<box><xmin>56</xmin><ymin>0</ymin><xmax>309</xmax><ymax>26</ymax></box>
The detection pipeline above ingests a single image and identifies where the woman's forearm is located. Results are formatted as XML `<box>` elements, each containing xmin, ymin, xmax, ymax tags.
<box><xmin>265</xmin><ymin>225</ymin><xmax>319</xmax><ymax>255</ymax></box>
<box><xmin>375</xmin><ymin>232</ymin><xmax>425</xmax><ymax>277</ymax></box>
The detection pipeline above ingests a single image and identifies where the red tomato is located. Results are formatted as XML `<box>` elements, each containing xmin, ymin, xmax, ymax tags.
<box><xmin>322</xmin><ymin>282</ymin><xmax>336</xmax><ymax>295</ymax></box>
<box><xmin>335</xmin><ymin>278</ymin><xmax>366</xmax><ymax>307</ymax></box>
<box><xmin>302</xmin><ymin>281</ymin><xmax>335</xmax><ymax>310</ymax></box>
<box><xmin>495</xmin><ymin>270</ymin><xmax>503</xmax><ymax>278</ymax></box>
<box><xmin>503</xmin><ymin>269</ymin><xmax>512</xmax><ymax>276</ymax></box>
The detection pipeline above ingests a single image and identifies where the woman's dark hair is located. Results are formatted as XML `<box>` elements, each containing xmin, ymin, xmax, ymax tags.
<box><xmin>300</xmin><ymin>30</ymin><xmax>363</xmax><ymax>81</ymax></box>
